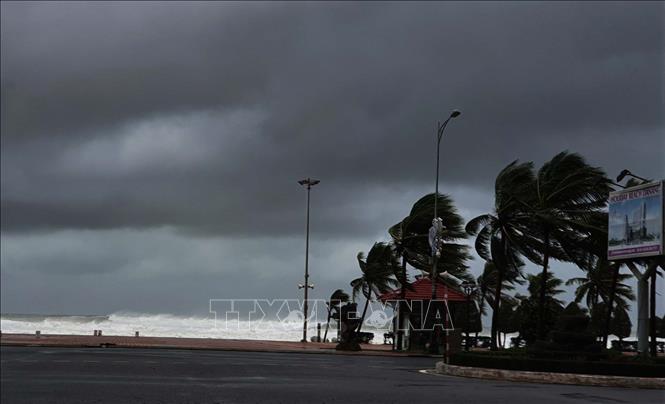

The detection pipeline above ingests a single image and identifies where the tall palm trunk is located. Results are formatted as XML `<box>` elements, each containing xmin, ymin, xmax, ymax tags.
<box><xmin>479</xmin><ymin>287</ymin><xmax>487</xmax><ymax>318</ymax></box>
<box><xmin>396</xmin><ymin>253</ymin><xmax>407</xmax><ymax>350</ymax></box>
<box><xmin>323</xmin><ymin>307</ymin><xmax>332</xmax><ymax>342</ymax></box>
<box><xmin>537</xmin><ymin>230</ymin><xmax>550</xmax><ymax>341</ymax></box>
<box><xmin>357</xmin><ymin>294</ymin><xmax>371</xmax><ymax>333</ymax></box>
<box><xmin>591</xmin><ymin>293</ymin><xmax>600</xmax><ymax>341</ymax></box>
<box><xmin>603</xmin><ymin>263</ymin><xmax>619</xmax><ymax>347</ymax></box>
<box><xmin>490</xmin><ymin>268</ymin><xmax>504</xmax><ymax>351</ymax></box>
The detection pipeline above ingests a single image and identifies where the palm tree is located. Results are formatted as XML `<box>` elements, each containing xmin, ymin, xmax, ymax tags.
<box><xmin>323</xmin><ymin>289</ymin><xmax>350</xmax><ymax>342</ymax></box>
<box><xmin>526</xmin><ymin>271</ymin><xmax>565</xmax><ymax>307</ymax></box>
<box><xmin>497</xmin><ymin>299</ymin><xmax>519</xmax><ymax>349</ymax></box>
<box><xmin>570</xmin><ymin>210</ymin><xmax>635</xmax><ymax>345</ymax></box>
<box><xmin>350</xmin><ymin>242</ymin><xmax>400</xmax><ymax>334</ymax></box>
<box><xmin>475</xmin><ymin>261</ymin><xmax>521</xmax><ymax>327</ymax></box>
<box><xmin>466</xmin><ymin>160</ymin><xmax>539</xmax><ymax>350</ymax></box>
<box><xmin>515</xmin><ymin>272</ymin><xmax>566</xmax><ymax>343</ymax></box>
<box><xmin>610</xmin><ymin>305</ymin><xmax>632</xmax><ymax>343</ymax></box>
<box><xmin>524</xmin><ymin>152</ymin><xmax>611</xmax><ymax>340</ymax></box>
<box><xmin>387</xmin><ymin>221</ymin><xmax>416</xmax><ymax>349</ymax></box>
<box><xmin>566</xmin><ymin>263</ymin><xmax>634</xmax><ymax>311</ymax></box>
<box><xmin>392</xmin><ymin>193</ymin><xmax>471</xmax><ymax>282</ymax></box>
<box><xmin>389</xmin><ymin>193</ymin><xmax>471</xmax><ymax>350</ymax></box>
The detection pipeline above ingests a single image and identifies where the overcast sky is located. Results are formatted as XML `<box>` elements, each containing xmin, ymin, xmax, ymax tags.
<box><xmin>1</xmin><ymin>2</ymin><xmax>664</xmax><ymax>318</ymax></box>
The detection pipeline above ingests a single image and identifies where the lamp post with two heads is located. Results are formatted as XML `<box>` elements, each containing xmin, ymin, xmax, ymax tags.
<box><xmin>298</xmin><ymin>178</ymin><xmax>319</xmax><ymax>343</ymax></box>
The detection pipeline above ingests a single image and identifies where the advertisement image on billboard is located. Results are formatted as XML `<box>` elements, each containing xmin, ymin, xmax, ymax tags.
<box><xmin>608</xmin><ymin>180</ymin><xmax>664</xmax><ymax>260</ymax></box>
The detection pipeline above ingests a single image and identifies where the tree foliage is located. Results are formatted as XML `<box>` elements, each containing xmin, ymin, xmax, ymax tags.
<box><xmin>389</xmin><ymin>193</ymin><xmax>472</xmax><ymax>282</ymax></box>
<box><xmin>350</xmin><ymin>242</ymin><xmax>400</xmax><ymax>333</ymax></box>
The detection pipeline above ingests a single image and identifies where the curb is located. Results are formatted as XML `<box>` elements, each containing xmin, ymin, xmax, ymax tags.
<box><xmin>0</xmin><ymin>340</ymin><xmax>437</xmax><ymax>359</ymax></box>
<box><xmin>431</xmin><ymin>362</ymin><xmax>665</xmax><ymax>390</ymax></box>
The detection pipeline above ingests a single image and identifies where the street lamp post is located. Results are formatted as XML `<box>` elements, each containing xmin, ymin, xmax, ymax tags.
<box><xmin>616</xmin><ymin>169</ymin><xmax>649</xmax><ymax>184</ymax></box>
<box><xmin>461</xmin><ymin>281</ymin><xmax>476</xmax><ymax>352</ymax></box>
<box><xmin>429</xmin><ymin>109</ymin><xmax>461</xmax><ymax>355</ymax></box>
<box><xmin>298</xmin><ymin>178</ymin><xmax>320</xmax><ymax>343</ymax></box>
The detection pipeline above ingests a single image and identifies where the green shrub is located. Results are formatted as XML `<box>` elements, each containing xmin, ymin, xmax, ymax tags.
<box><xmin>450</xmin><ymin>353</ymin><xmax>665</xmax><ymax>378</ymax></box>
<box><xmin>549</xmin><ymin>331</ymin><xmax>597</xmax><ymax>347</ymax></box>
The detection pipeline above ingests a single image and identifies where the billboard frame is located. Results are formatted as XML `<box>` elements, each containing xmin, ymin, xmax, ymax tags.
<box><xmin>607</xmin><ymin>180</ymin><xmax>664</xmax><ymax>261</ymax></box>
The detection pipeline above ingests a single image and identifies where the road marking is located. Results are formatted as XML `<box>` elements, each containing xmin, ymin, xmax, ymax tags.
<box><xmin>84</xmin><ymin>360</ymin><xmax>100</xmax><ymax>363</ymax></box>
<box><xmin>18</xmin><ymin>360</ymin><xmax>38</xmax><ymax>363</ymax></box>
<box><xmin>52</xmin><ymin>360</ymin><xmax>71</xmax><ymax>363</ymax></box>
<box><xmin>112</xmin><ymin>360</ymin><xmax>128</xmax><ymax>363</ymax></box>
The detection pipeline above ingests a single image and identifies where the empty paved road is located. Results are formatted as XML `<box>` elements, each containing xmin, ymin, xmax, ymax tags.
<box><xmin>1</xmin><ymin>346</ymin><xmax>662</xmax><ymax>403</ymax></box>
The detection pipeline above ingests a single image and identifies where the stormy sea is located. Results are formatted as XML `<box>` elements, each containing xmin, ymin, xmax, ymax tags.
<box><xmin>0</xmin><ymin>312</ymin><xmax>391</xmax><ymax>344</ymax></box>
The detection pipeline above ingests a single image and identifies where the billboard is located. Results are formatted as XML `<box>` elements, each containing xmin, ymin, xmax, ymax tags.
<box><xmin>608</xmin><ymin>180</ymin><xmax>664</xmax><ymax>260</ymax></box>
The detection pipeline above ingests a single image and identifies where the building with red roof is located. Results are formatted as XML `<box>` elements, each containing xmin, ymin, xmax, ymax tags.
<box><xmin>377</xmin><ymin>275</ymin><xmax>474</xmax><ymax>352</ymax></box>
<box><xmin>378</xmin><ymin>276</ymin><xmax>467</xmax><ymax>303</ymax></box>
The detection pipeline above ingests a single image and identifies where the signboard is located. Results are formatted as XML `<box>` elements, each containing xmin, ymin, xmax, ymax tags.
<box><xmin>608</xmin><ymin>180</ymin><xmax>664</xmax><ymax>260</ymax></box>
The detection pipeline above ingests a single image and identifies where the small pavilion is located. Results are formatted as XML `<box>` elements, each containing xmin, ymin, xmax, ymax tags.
<box><xmin>378</xmin><ymin>275</ymin><xmax>469</xmax><ymax>351</ymax></box>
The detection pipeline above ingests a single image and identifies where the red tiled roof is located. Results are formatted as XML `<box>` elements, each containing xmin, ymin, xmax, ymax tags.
<box><xmin>378</xmin><ymin>277</ymin><xmax>467</xmax><ymax>302</ymax></box>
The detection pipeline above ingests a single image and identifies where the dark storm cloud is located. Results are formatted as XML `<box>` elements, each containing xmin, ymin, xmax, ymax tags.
<box><xmin>1</xmin><ymin>1</ymin><xmax>664</xmax><ymax>238</ymax></box>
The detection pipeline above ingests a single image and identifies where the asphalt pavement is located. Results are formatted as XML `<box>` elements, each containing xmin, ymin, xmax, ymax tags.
<box><xmin>1</xmin><ymin>346</ymin><xmax>663</xmax><ymax>404</ymax></box>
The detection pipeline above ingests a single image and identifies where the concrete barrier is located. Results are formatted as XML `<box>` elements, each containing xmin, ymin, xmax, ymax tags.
<box><xmin>434</xmin><ymin>362</ymin><xmax>665</xmax><ymax>389</ymax></box>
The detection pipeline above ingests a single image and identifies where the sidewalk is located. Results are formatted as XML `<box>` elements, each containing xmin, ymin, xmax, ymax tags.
<box><xmin>0</xmin><ymin>333</ymin><xmax>433</xmax><ymax>357</ymax></box>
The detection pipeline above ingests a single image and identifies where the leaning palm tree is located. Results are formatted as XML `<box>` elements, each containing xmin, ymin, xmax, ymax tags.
<box><xmin>475</xmin><ymin>261</ymin><xmax>522</xmax><ymax>349</ymax></box>
<box><xmin>478</xmin><ymin>262</ymin><xmax>522</xmax><ymax>311</ymax></box>
<box><xmin>566</xmin><ymin>262</ymin><xmax>634</xmax><ymax>312</ymax></box>
<box><xmin>323</xmin><ymin>289</ymin><xmax>350</xmax><ymax>342</ymax></box>
<box><xmin>391</xmin><ymin>193</ymin><xmax>472</xmax><ymax>283</ymax></box>
<box><xmin>390</xmin><ymin>193</ymin><xmax>471</xmax><ymax>349</ymax></box>
<box><xmin>466</xmin><ymin>160</ymin><xmax>540</xmax><ymax>349</ymax></box>
<box><xmin>524</xmin><ymin>151</ymin><xmax>611</xmax><ymax>340</ymax></box>
<box><xmin>475</xmin><ymin>262</ymin><xmax>495</xmax><ymax>318</ymax></box>
<box><xmin>350</xmin><ymin>242</ymin><xmax>400</xmax><ymax>334</ymax></box>
<box><xmin>387</xmin><ymin>221</ymin><xmax>417</xmax><ymax>349</ymax></box>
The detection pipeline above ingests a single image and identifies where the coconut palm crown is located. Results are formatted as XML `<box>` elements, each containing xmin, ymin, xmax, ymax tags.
<box><xmin>389</xmin><ymin>193</ymin><xmax>472</xmax><ymax>283</ymax></box>
<box><xmin>350</xmin><ymin>242</ymin><xmax>400</xmax><ymax>333</ymax></box>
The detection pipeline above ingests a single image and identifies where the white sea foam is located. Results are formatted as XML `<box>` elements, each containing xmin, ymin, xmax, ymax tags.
<box><xmin>3</xmin><ymin>313</ymin><xmax>649</xmax><ymax>349</ymax></box>
<box><xmin>0</xmin><ymin>312</ymin><xmax>390</xmax><ymax>343</ymax></box>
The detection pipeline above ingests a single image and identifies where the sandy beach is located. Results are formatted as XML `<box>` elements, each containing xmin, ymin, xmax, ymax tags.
<box><xmin>0</xmin><ymin>332</ymin><xmax>427</xmax><ymax>357</ymax></box>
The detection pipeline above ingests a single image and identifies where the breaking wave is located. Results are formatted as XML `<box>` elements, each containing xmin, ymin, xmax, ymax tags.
<box><xmin>0</xmin><ymin>312</ymin><xmax>389</xmax><ymax>343</ymax></box>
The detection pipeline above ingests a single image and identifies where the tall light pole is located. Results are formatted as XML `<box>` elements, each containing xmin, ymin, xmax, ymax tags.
<box><xmin>429</xmin><ymin>109</ymin><xmax>461</xmax><ymax>355</ymax></box>
<box><xmin>461</xmin><ymin>281</ymin><xmax>476</xmax><ymax>351</ymax></box>
<box><xmin>298</xmin><ymin>178</ymin><xmax>319</xmax><ymax>343</ymax></box>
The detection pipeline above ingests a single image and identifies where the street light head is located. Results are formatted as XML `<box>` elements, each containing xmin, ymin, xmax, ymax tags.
<box><xmin>298</xmin><ymin>178</ymin><xmax>320</xmax><ymax>187</ymax></box>
<box><xmin>616</xmin><ymin>169</ymin><xmax>631</xmax><ymax>183</ymax></box>
<box><xmin>450</xmin><ymin>110</ymin><xmax>461</xmax><ymax>118</ymax></box>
